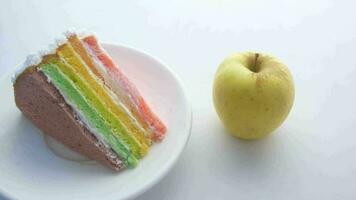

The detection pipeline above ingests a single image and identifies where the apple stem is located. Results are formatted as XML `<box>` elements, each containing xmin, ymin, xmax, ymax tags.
<box><xmin>252</xmin><ymin>53</ymin><xmax>260</xmax><ymax>72</ymax></box>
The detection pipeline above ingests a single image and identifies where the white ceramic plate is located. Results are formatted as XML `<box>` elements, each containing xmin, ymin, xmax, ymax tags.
<box><xmin>0</xmin><ymin>44</ymin><xmax>192</xmax><ymax>200</ymax></box>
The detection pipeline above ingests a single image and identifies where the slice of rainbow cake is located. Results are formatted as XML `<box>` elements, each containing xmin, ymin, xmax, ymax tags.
<box><xmin>13</xmin><ymin>31</ymin><xmax>166</xmax><ymax>171</ymax></box>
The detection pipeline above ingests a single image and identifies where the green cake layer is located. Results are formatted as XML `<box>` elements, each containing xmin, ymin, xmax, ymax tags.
<box><xmin>47</xmin><ymin>55</ymin><xmax>143</xmax><ymax>159</ymax></box>
<box><xmin>56</xmin><ymin>44</ymin><xmax>150</xmax><ymax>157</ymax></box>
<box><xmin>40</xmin><ymin>62</ymin><xmax>138</xmax><ymax>167</ymax></box>
<box><xmin>14</xmin><ymin>33</ymin><xmax>168</xmax><ymax>171</ymax></box>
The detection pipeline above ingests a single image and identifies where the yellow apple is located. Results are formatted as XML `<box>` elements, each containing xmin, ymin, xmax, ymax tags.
<box><xmin>213</xmin><ymin>52</ymin><xmax>295</xmax><ymax>140</ymax></box>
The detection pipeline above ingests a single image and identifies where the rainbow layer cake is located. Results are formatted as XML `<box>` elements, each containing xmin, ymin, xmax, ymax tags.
<box><xmin>13</xmin><ymin>31</ymin><xmax>167</xmax><ymax>171</ymax></box>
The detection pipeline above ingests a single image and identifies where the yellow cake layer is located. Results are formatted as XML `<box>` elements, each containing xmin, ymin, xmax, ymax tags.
<box><xmin>39</xmin><ymin>57</ymin><xmax>138</xmax><ymax>167</ymax></box>
<box><xmin>56</xmin><ymin>43</ymin><xmax>150</xmax><ymax>158</ymax></box>
<box><xmin>67</xmin><ymin>35</ymin><xmax>103</xmax><ymax>80</ymax></box>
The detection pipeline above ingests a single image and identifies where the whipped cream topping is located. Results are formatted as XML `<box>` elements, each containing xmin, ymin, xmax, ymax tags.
<box><xmin>11</xmin><ymin>54</ymin><xmax>42</xmax><ymax>83</ymax></box>
<box><xmin>12</xmin><ymin>28</ymin><xmax>95</xmax><ymax>83</ymax></box>
<box><xmin>64</xmin><ymin>28</ymin><xmax>94</xmax><ymax>38</ymax></box>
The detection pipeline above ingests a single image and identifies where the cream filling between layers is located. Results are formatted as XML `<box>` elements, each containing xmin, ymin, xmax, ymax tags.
<box><xmin>82</xmin><ymin>43</ymin><xmax>149</xmax><ymax>139</ymax></box>
<box><xmin>40</xmin><ymin>67</ymin><xmax>122</xmax><ymax>164</ymax></box>
<box><xmin>12</xmin><ymin>30</ymin><xmax>126</xmax><ymax>164</ymax></box>
<box><xmin>13</xmin><ymin>29</ymin><xmax>91</xmax><ymax>83</ymax></box>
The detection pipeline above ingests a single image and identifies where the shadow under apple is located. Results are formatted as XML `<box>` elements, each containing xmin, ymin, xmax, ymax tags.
<box><xmin>208</xmin><ymin>117</ymin><xmax>298</xmax><ymax>190</ymax></box>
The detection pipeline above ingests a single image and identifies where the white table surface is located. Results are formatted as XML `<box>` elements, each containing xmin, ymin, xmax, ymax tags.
<box><xmin>1</xmin><ymin>0</ymin><xmax>356</xmax><ymax>199</ymax></box>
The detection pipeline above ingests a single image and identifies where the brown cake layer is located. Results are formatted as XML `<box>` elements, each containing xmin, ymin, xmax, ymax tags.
<box><xmin>14</xmin><ymin>67</ymin><xmax>124</xmax><ymax>171</ymax></box>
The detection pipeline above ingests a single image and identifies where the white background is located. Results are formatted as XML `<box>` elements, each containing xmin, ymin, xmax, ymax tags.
<box><xmin>1</xmin><ymin>0</ymin><xmax>356</xmax><ymax>199</ymax></box>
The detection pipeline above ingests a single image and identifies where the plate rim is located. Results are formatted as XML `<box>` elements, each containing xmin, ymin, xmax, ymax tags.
<box><xmin>0</xmin><ymin>42</ymin><xmax>192</xmax><ymax>200</ymax></box>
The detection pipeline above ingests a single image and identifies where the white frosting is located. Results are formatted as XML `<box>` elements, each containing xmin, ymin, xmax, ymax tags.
<box><xmin>11</xmin><ymin>53</ymin><xmax>42</xmax><ymax>83</ymax></box>
<box><xmin>64</xmin><ymin>27</ymin><xmax>94</xmax><ymax>38</ymax></box>
<box><xmin>12</xmin><ymin>28</ymin><xmax>96</xmax><ymax>83</ymax></box>
<box><xmin>55</xmin><ymin>34</ymin><xmax>68</xmax><ymax>47</ymax></box>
